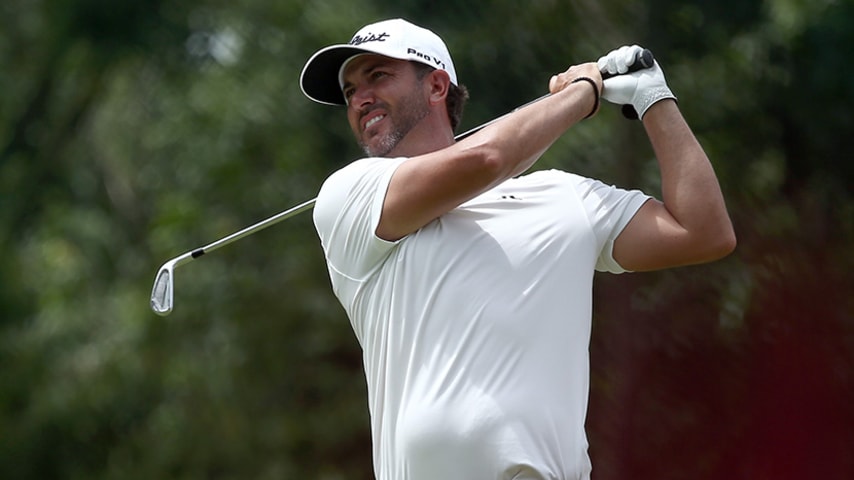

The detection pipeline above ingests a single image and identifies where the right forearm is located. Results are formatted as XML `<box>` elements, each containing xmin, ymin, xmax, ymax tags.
<box><xmin>458</xmin><ymin>73</ymin><xmax>597</xmax><ymax>181</ymax></box>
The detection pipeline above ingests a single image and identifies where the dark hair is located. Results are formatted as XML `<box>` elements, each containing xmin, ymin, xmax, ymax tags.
<box><xmin>411</xmin><ymin>62</ymin><xmax>469</xmax><ymax>132</ymax></box>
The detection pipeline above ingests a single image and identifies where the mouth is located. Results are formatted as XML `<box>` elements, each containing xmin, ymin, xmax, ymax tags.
<box><xmin>362</xmin><ymin>112</ymin><xmax>386</xmax><ymax>132</ymax></box>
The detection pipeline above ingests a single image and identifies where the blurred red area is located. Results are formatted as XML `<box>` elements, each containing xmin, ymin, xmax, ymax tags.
<box><xmin>588</xmin><ymin>232</ymin><xmax>854</xmax><ymax>480</ymax></box>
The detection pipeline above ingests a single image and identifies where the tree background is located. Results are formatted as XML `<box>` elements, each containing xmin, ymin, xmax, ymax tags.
<box><xmin>1</xmin><ymin>0</ymin><xmax>852</xmax><ymax>478</ymax></box>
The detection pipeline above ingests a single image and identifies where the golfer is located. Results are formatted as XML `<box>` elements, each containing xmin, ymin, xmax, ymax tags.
<box><xmin>300</xmin><ymin>18</ymin><xmax>735</xmax><ymax>480</ymax></box>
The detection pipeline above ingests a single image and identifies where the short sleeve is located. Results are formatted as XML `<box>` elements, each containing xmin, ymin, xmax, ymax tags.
<box><xmin>574</xmin><ymin>176</ymin><xmax>651</xmax><ymax>273</ymax></box>
<box><xmin>313</xmin><ymin>157</ymin><xmax>407</xmax><ymax>284</ymax></box>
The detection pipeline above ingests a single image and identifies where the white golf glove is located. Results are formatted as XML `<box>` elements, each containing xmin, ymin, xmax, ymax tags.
<box><xmin>597</xmin><ymin>45</ymin><xmax>676</xmax><ymax>119</ymax></box>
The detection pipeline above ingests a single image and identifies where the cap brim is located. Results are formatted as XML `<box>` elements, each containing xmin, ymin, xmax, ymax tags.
<box><xmin>300</xmin><ymin>45</ymin><xmax>371</xmax><ymax>106</ymax></box>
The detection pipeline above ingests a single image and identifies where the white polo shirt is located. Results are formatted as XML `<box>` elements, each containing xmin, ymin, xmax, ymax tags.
<box><xmin>313</xmin><ymin>157</ymin><xmax>650</xmax><ymax>480</ymax></box>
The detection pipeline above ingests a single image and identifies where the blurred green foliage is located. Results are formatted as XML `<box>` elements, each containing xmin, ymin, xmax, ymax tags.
<box><xmin>1</xmin><ymin>0</ymin><xmax>852</xmax><ymax>478</ymax></box>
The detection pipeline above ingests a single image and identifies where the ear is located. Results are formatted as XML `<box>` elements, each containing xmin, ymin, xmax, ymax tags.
<box><xmin>425</xmin><ymin>69</ymin><xmax>451</xmax><ymax>106</ymax></box>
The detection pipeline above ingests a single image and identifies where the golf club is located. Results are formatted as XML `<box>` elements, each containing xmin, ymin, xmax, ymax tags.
<box><xmin>150</xmin><ymin>198</ymin><xmax>316</xmax><ymax>315</ymax></box>
<box><xmin>150</xmin><ymin>49</ymin><xmax>654</xmax><ymax>316</ymax></box>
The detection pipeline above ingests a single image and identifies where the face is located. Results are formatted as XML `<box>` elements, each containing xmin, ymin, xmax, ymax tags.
<box><xmin>341</xmin><ymin>55</ymin><xmax>430</xmax><ymax>157</ymax></box>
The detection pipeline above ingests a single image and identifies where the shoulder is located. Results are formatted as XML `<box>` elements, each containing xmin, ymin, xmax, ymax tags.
<box><xmin>519</xmin><ymin>169</ymin><xmax>651</xmax><ymax>226</ymax></box>
<box><xmin>318</xmin><ymin>157</ymin><xmax>405</xmax><ymax>202</ymax></box>
<box><xmin>526</xmin><ymin>169</ymin><xmax>644</xmax><ymax>199</ymax></box>
<box><xmin>313</xmin><ymin>157</ymin><xmax>407</xmax><ymax>235</ymax></box>
<box><xmin>321</xmin><ymin>157</ymin><xmax>396</xmax><ymax>187</ymax></box>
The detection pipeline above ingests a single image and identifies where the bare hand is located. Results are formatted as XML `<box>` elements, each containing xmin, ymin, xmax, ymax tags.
<box><xmin>549</xmin><ymin>63</ymin><xmax>603</xmax><ymax>95</ymax></box>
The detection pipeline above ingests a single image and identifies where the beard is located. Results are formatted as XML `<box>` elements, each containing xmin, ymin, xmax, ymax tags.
<box><xmin>358</xmin><ymin>90</ymin><xmax>430</xmax><ymax>157</ymax></box>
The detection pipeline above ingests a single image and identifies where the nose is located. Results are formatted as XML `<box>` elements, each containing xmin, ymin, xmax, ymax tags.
<box><xmin>348</xmin><ymin>85</ymin><xmax>374</xmax><ymax>112</ymax></box>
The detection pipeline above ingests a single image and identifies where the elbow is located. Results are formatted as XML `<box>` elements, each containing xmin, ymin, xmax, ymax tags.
<box><xmin>705</xmin><ymin>223</ymin><xmax>737</xmax><ymax>261</ymax></box>
<box><xmin>723</xmin><ymin>225</ymin><xmax>738</xmax><ymax>255</ymax></box>
<box><xmin>462</xmin><ymin>134</ymin><xmax>521</xmax><ymax>180</ymax></box>
<box><xmin>682</xmin><ymin>220</ymin><xmax>737</xmax><ymax>266</ymax></box>
<box><xmin>476</xmin><ymin>145</ymin><xmax>507</xmax><ymax>177</ymax></box>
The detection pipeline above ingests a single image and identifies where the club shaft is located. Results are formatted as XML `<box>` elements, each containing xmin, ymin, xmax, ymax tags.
<box><xmin>192</xmin><ymin>198</ymin><xmax>316</xmax><ymax>258</ymax></box>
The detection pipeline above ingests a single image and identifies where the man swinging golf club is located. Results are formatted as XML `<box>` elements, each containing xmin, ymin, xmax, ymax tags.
<box><xmin>300</xmin><ymin>18</ymin><xmax>735</xmax><ymax>480</ymax></box>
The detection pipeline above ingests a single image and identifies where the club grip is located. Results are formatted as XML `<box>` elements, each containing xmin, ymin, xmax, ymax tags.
<box><xmin>600</xmin><ymin>48</ymin><xmax>655</xmax><ymax>119</ymax></box>
<box><xmin>601</xmin><ymin>48</ymin><xmax>655</xmax><ymax>80</ymax></box>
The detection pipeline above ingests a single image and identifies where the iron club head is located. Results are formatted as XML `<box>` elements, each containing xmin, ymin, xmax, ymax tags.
<box><xmin>150</xmin><ymin>253</ymin><xmax>194</xmax><ymax>316</ymax></box>
<box><xmin>150</xmin><ymin>260</ymin><xmax>176</xmax><ymax>316</ymax></box>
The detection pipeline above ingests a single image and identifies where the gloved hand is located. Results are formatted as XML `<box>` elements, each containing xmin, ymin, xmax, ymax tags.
<box><xmin>597</xmin><ymin>45</ymin><xmax>677</xmax><ymax>119</ymax></box>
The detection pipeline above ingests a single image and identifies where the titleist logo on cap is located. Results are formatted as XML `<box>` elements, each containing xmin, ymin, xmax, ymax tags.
<box><xmin>348</xmin><ymin>30</ymin><xmax>447</xmax><ymax>70</ymax></box>
<box><xmin>350</xmin><ymin>32</ymin><xmax>390</xmax><ymax>45</ymax></box>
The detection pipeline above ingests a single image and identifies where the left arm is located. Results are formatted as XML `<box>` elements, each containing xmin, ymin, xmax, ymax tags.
<box><xmin>612</xmin><ymin>99</ymin><xmax>736</xmax><ymax>271</ymax></box>
<box><xmin>597</xmin><ymin>46</ymin><xmax>736</xmax><ymax>271</ymax></box>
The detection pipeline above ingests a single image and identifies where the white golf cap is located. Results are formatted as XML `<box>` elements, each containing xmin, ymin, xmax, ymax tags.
<box><xmin>300</xmin><ymin>18</ymin><xmax>458</xmax><ymax>106</ymax></box>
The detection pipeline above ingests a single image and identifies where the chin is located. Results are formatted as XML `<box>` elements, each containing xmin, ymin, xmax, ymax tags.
<box><xmin>362</xmin><ymin>136</ymin><xmax>399</xmax><ymax>157</ymax></box>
